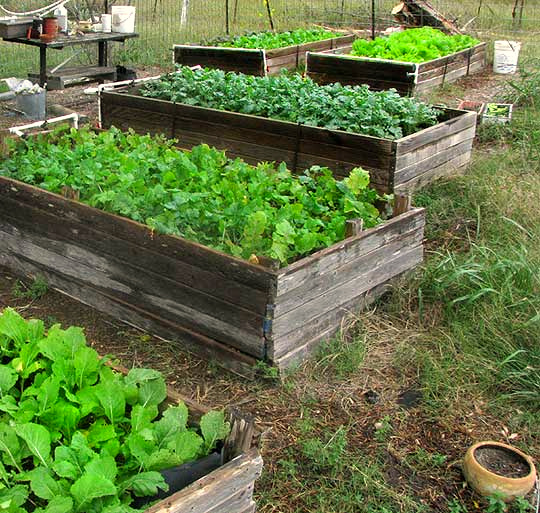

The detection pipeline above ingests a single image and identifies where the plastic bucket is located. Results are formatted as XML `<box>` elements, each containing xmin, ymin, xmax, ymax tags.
<box><xmin>111</xmin><ymin>6</ymin><xmax>135</xmax><ymax>33</ymax></box>
<box><xmin>16</xmin><ymin>90</ymin><xmax>46</xmax><ymax>120</ymax></box>
<box><xmin>493</xmin><ymin>40</ymin><xmax>521</xmax><ymax>74</ymax></box>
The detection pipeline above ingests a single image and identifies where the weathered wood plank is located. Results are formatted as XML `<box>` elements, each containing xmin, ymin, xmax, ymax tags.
<box><xmin>415</xmin><ymin>58</ymin><xmax>485</xmax><ymax>92</ymax></box>
<box><xmin>394</xmin><ymin>136</ymin><xmax>474</xmax><ymax>184</ymax></box>
<box><xmin>395</xmin><ymin>124</ymin><xmax>475</xmax><ymax>169</ymax></box>
<box><xmin>0</xmin><ymin>177</ymin><xmax>274</xmax><ymax>291</ymax></box>
<box><xmin>276</xmin><ymin>209</ymin><xmax>424</xmax><ymax>294</ymax></box>
<box><xmin>417</xmin><ymin>42</ymin><xmax>486</xmax><ymax>73</ymax></box>
<box><xmin>205</xmin><ymin>484</ymin><xmax>254</xmax><ymax>513</ymax></box>
<box><xmin>144</xmin><ymin>449</ymin><xmax>263</xmax><ymax>513</ymax></box>
<box><xmin>417</xmin><ymin>48</ymin><xmax>486</xmax><ymax>82</ymax></box>
<box><xmin>273</xmin><ymin>225</ymin><xmax>424</xmax><ymax>318</ymax></box>
<box><xmin>272</xmin><ymin>255</ymin><xmax>420</xmax><ymax>366</ymax></box>
<box><xmin>174</xmin><ymin>45</ymin><xmax>266</xmax><ymax>75</ymax></box>
<box><xmin>0</xmin><ymin>195</ymin><xmax>269</xmax><ymax>313</ymax></box>
<box><xmin>395</xmin><ymin>109</ymin><xmax>476</xmax><ymax>155</ymax></box>
<box><xmin>271</xmin><ymin>243</ymin><xmax>423</xmax><ymax>343</ymax></box>
<box><xmin>0</xmin><ymin>252</ymin><xmax>258</xmax><ymax>377</ymax></box>
<box><xmin>0</xmin><ymin>224</ymin><xmax>267</xmax><ymax>357</ymax></box>
<box><xmin>394</xmin><ymin>150</ymin><xmax>471</xmax><ymax>193</ymax></box>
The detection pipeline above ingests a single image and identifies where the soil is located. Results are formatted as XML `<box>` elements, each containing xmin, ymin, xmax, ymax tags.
<box><xmin>475</xmin><ymin>446</ymin><xmax>531</xmax><ymax>478</ymax></box>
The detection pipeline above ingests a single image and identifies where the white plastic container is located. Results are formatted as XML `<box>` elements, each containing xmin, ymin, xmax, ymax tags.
<box><xmin>111</xmin><ymin>5</ymin><xmax>135</xmax><ymax>33</ymax></box>
<box><xmin>16</xmin><ymin>90</ymin><xmax>46</xmax><ymax>120</ymax></box>
<box><xmin>493</xmin><ymin>40</ymin><xmax>521</xmax><ymax>74</ymax></box>
<box><xmin>53</xmin><ymin>4</ymin><xmax>68</xmax><ymax>32</ymax></box>
<box><xmin>101</xmin><ymin>13</ymin><xmax>111</xmax><ymax>32</ymax></box>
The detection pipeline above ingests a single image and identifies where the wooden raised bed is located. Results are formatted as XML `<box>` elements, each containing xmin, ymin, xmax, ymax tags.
<box><xmin>0</xmin><ymin>163</ymin><xmax>424</xmax><ymax>372</ymax></box>
<box><xmin>173</xmin><ymin>34</ymin><xmax>355</xmax><ymax>76</ymax></box>
<box><xmin>306</xmin><ymin>42</ymin><xmax>487</xmax><ymax>95</ymax></box>
<box><xmin>100</xmin><ymin>86</ymin><xmax>477</xmax><ymax>194</ymax></box>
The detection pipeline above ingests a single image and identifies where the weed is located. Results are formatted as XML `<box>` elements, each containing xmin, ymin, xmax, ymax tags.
<box><xmin>315</xmin><ymin>331</ymin><xmax>367</xmax><ymax>378</ymax></box>
<box><xmin>300</xmin><ymin>425</ymin><xmax>348</xmax><ymax>470</ymax></box>
<box><xmin>374</xmin><ymin>416</ymin><xmax>393</xmax><ymax>443</ymax></box>
<box><xmin>487</xmin><ymin>492</ymin><xmax>507</xmax><ymax>513</ymax></box>
<box><xmin>406</xmin><ymin>447</ymin><xmax>447</xmax><ymax>470</ymax></box>
<box><xmin>11</xmin><ymin>277</ymin><xmax>48</xmax><ymax>301</ymax></box>
<box><xmin>510</xmin><ymin>496</ymin><xmax>533</xmax><ymax>513</ymax></box>
<box><xmin>254</xmin><ymin>360</ymin><xmax>280</xmax><ymax>380</ymax></box>
<box><xmin>448</xmin><ymin>498</ymin><xmax>468</xmax><ymax>513</ymax></box>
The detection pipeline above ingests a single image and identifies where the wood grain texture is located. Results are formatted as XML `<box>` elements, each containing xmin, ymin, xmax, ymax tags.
<box><xmin>144</xmin><ymin>449</ymin><xmax>263</xmax><ymax>513</ymax></box>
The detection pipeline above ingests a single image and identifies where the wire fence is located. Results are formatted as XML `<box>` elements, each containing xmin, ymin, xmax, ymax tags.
<box><xmin>1</xmin><ymin>0</ymin><xmax>538</xmax><ymax>79</ymax></box>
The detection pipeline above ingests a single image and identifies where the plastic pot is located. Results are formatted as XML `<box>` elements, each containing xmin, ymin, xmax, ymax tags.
<box><xmin>463</xmin><ymin>441</ymin><xmax>536</xmax><ymax>501</ymax></box>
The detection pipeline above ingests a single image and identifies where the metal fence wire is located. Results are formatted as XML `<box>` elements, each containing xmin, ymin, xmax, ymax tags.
<box><xmin>1</xmin><ymin>0</ymin><xmax>538</xmax><ymax>78</ymax></box>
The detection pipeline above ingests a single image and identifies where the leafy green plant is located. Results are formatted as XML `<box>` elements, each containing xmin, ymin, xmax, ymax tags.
<box><xmin>374</xmin><ymin>416</ymin><xmax>393</xmax><ymax>443</ymax></box>
<box><xmin>300</xmin><ymin>425</ymin><xmax>348</xmax><ymax>471</ymax></box>
<box><xmin>351</xmin><ymin>27</ymin><xmax>479</xmax><ymax>63</ymax></box>
<box><xmin>11</xmin><ymin>277</ymin><xmax>48</xmax><ymax>301</ymax></box>
<box><xmin>140</xmin><ymin>67</ymin><xmax>440</xmax><ymax>140</ymax></box>
<box><xmin>1</xmin><ymin>127</ymin><xmax>386</xmax><ymax>266</ymax></box>
<box><xmin>210</xmin><ymin>28</ymin><xmax>341</xmax><ymax>49</ymax></box>
<box><xmin>486</xmin><ymin>492</ymin><xmax>507</xmax><ymax>513</ymax></box>
<box><xmin>0</xmin><ymin>307</ymin><xmax>230</xmax><ymax>513</ymax></box>
<box><xmin>485</xmin><ymin>104</ymin><xmax>511</xmax><ymax>117</ymax></box>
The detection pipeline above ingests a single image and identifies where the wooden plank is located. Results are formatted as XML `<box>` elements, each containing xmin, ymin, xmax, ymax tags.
<box><xmin>417</xmin><ymin>48</ymin><xmax>486</xmax><ymax>81</ymax></box>
<box><xmin>394</xmin><ymin>150</ymin><xmax>471</xmax><ymax>193</ymax></box>
<box><xmin>271</xmin><ymin>241</ymin><xmax>423</xmax><ymax>343</ymax></box>
<box><xmin>276</xmin><ymin>208</ymin><xmax>424</xmax><ymax>294</ymax></box>
<box><xmin>394</xmin><ymin>136</ymin><xmax>474</xmax><ymax>184</ymax></box>
<box><xmin>417</xmin><ymin>42</ymin><xmax>486</xmax><ymax>73</ymax></box>
<box><xmin>306</xmin><ymin>71</ymin><xmax>414</xmax><ymax>94</ymax></box>
<box><xmin>0</xmin><ymin>252</ymin><xmax>258</xmax><ymax>377</ymax></box>
<box><xmin>272</xmin><ymin>248</ymin><xmax>422</xmax><ymax>365</ymax></box>
<box><xmin>395</xmin><ymin>109</ymin><xmax>476</xmax><ymax>155</ymax></box>
<box><xmin>0</xmin><ymin>225</ymin><xmax>266</xmax><ymax>357</ymax></box>
<box><xmin>264</xmin><ymin>34</ymin><xmax>355</xmax><ymax>58</ymax></box>
<box><xmin>273</xmin><ymin>220</ymin><xmax>424</xmax><ymax>318</ymax></box>
<box><xmin>206</xmin><ymin>484</ymin><xmax>254</xmax><ymax>513</ymax></box>
<box><xmin>144</xmin><ymin>449</ymin><xmax>263</xmax><ymax>513</ymax></box>
<box><xmin>415</xmin><ymin>58</ymin><xmax>485</xmax><ymax>92</ymax></box>
<box><xmin>0</xmin><ymin>177</ymin><xmax>274</xmax><ymax>291</ymax></box>
<box><xmin>395</xmin><ymin>124</ymin><xmax>475</xmax><ymax>169</ymax></box>
<box><xmin>0</xmin><ymin>196</ymin><xmax>269</xmax><ymax>314</ymax></box>
<box><xmin>173</xmin><ymin>46</ymin><xmax>265</xmax><ymax>75</ymax></box>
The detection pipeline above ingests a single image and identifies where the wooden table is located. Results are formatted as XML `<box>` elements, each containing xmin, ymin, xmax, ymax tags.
<box><xmin>2</xmin><ymin>32</ymin><xmax>138</xmax><ymax>89</ymax></box>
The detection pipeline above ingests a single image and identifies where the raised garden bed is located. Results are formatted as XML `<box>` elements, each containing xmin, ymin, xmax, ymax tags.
<box><xmin>173</xmin><ymin>34</ymin><xmax>356</xmax><ymax>76</ymax></box>
<box><xmin>100</xmin><ymin>83</ymin><xmax>476</xmax><ymax>195</ymax></box>
<box><xmin>0</xmin><ymin>130</ymin><xmax>425</xmax><ymax>373</ymax></box>
<box><xmin>306</xmin><ymin>42</ymin><xmax>487</xmax><ymax>95</ymax></box>
<box><xmin>0</xmin><ymin>308</ymin><xmax>262</xmax><ymax>513</ymax></box>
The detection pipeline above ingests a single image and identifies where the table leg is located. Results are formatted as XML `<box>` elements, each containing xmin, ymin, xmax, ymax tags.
<box><xmin>39</xmin><ymin>46</ymin><xmax>47</xmax><ymax>87</ymax></box>
<box><xmin>98</xmin><ymin>41</ymin><xmax>108</xmax><ymax>67</ymax></box>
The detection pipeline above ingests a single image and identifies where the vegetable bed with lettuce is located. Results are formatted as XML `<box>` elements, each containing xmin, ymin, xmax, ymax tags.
<box><xmin>0</xmin><ymin>308</ymin><xmax>230</xmax><ymax>513</ymax></box>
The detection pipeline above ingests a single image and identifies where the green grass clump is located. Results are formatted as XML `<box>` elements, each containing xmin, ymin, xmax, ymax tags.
<box><xmin>213</xmin><ymin>27</ymin><xmax>341</xmax><ymax>49</ymax></box>
<box><xmin>351</xmin><ymin>27</ymin><xmax>480</xmax><ymax>63</ymax></box>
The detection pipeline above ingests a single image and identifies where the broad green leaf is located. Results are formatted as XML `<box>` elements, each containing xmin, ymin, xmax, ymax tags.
<box><xmin>70</xmin><ymin>474</ymin><xmax>116</xmax><ymax>511</ymax></box>
<box><xmin>14</xmin><ymin>423</ymin><xmax>50</xmax><ymax>467</ymax></box>
<box><xmin>119</xmin><ymin>471</ymin><xmax>168</xmax><ymax>497</ymax></box>
<box><xmin>26</xmin><ymin>466</ymin><xmax>64</xmax><ymax>500</ymax></box>
<box><xmin>87</xmin><ymin>419</ymin><xmax>116</xmax><ymax>447</ymax></box>
<box><xmin>0</xmin><ymin>484</ymin><xmax>28</xmax><ymax>508</ymax></box>
<box><xmin>145</xmin><ymin>448</ymin><xmax>182</xmax><ymax>471</ymax></box>
<box><xmin>0</xmin><ymin>309</ymin><xmax>27</xmax><ymax>347</ymax></box>
<box><xmin>43</xmin><ymin>496</ymin><xmax>73</xmax><ymax>513</ymax></box>
<box><xmin>343</xmin><ymin>167</ymin><xmax>370</xmax><ymax>194</ymax></box>
<box><xmin>0</xmin><ymin>366</ymin><xmax>17</xmax><ymax>396</ymax></box>
<box><xmin>130</xmin><ymin>404</ymin><xmax>158</xmax><ymax>433</ymax></box>
<box><xmin>0</xmin><ymin>425</ymin><xmax>23</xmax><ymax>471</ymax></box>
<box><xmin>153</xmin><ymin>404</ymin><xmax>188</xmax><ymax>448</ymax></box>
<box><xmin>200</xmin><ymin>410</ymin><xmax>230</xmax><ymax>452</ymax></box>
<box><xmin>75</xmin><ymin>386</ymin><xmax>100</xmax><ymax>417</ymax></box>
<box><xmin>40</xmin><ymin>400</ymin><xmax>81</xmax><ymax>439</ymax></box>
<box><xmin>172</xmin><ymin>430</ymin><xmax>203</xmax><ymax>463</ymax></box>
<box><xmin>95</xmin><ymin>381</ymin><xmax>125</xmax><ymax>426</ymax></box>
<box><xmin>36</xmin><ymin>376</ymin><xmax>60</xmax><ymax>414</ymax></box>
<box><xmin>126</xmin><ymin>368</ymin><xmax>167</xmax><ymax>408</ymax></box>
<box><xmin>84</xmin><ymin>455</ymin><xmax>117</xmax><ymax>482</ymax></box>
<box><xmin>12</xmin><ymin>342</ymin><xmax>41</xmax><ymax>379</ymax></box>
<box><xmin>73</xmin><ymin>346</ymin><xmax>101</xmax><ymax>389</ymax></box>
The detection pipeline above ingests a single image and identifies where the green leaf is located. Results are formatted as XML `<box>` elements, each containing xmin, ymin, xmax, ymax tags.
<box><xmin>343</xmin><ymin>167</ymin><xmax>370</xmax><ymax>194</ymax></box>
<box><xmin>0</xmin><ymin>425</ymin><xmax>23</xmax><ymax>472</ymax></box>
<box><xmin>42</xmin><ymin>497</ymin><xmax>73</xmax><ymax>513</ymax></box>
<box><xmin>87</xmin><ymin>419</ymin><xmax>116</xmax><ymax>447</ymax></box>
<box><xmin>70</xmin><ymin>474</ymin><xmax>116</xmax><ymax>511</ymax></box>
<box><xmin>119</xmin><ymin>471</ymin><xmax>168</xmax><ymax>497</ymax></box>
<box><xmin>94</xmin><ymin>381</ymin><xmax>125</xmax><ymax>426</ymax></box>
<box><xmin>73</xmin><ymin>346</ymin><xmax>101</xmax><ymax>389</ymax></box>
<box><xmin>0</xmin><ymin>484</ymin><xmax>28</xmax><ymax>508</ymax></box>
<box><xmin>153</xmin><ymin>404</ymin><xmax>188</xmax><ymax>448</ymax></box>
<box><xmin>84</xmin><ymin>455</ymin><xmax>117</xmax><ymax>482</ymax></box>
<box><xmin>172</xmin><ymin>431</ymin><xmax>203</xmax><ymax>463</ymax></box>
<box><xmin>130</xmin><ymin>404</ymin><xmax>158</xmax><ymax>433</ymax></box>
<box><xmin>26</xmin><ymin>466</ymin><xmax>64</xmax><ymax>500</ymax></box>
<box><xmin>126</xmin><ymin>369</ymin><xmax>167</xmax><ymax>408</ymax></box>
<box><xmin>14</xmin><ymin>423</ymin><xmax>50</xmax><ymax>467</ymax></box>
<box><xmin>0</xmin><ymin>309</ymin><xmax>28</xmax><ymax>347</ymax></box>
<box><xmin>36</xmin><ymin>376</ymin><xmax>60</xmax><ymax>414</ymax></box>
<box><xmin>0</xmin><ymin>366</ymin><xmax>17</xmax><ymax>396</ymax></box>
<box><xmin>145</xmin><ymin>449</ymin><xmax>182</xmax><ymax>471</ymax></box>
<box><xmin>200</xmin><ymin>410</ymin><xmax>230</xmax><ymax>453</ymax></box>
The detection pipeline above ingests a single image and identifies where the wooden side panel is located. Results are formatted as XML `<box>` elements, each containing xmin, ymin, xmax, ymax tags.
<box><xmin>173</xmin><ymin>46</ymin><xmax>266</xmax><ymax>75</ymax></box>
<box><xmin>393</xmin><ymin>109</ymin><xmax>476</xmax><ymax>192</ymax></box>
<box><xmin>0</xmin><ymin>177</ymin><xmax>273</xmax><ymax>362</ymax></box>
<box><xmin>145</xmin><ymin>449</ymin><xmax>263</xmax><ymax>513</ymax></box>
<box><xmin>306</xmin><ymin>52</ymin><xmax>417</xmax><ymax>94</ymax></box>
<box><xmin>269</xmin><ymin>209</ymin><xmax>425</xmax><ymax>365</ymax></box>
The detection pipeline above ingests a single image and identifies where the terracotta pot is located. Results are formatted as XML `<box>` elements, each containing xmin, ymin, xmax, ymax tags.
<box><xmin>42</xmin><ymin>17</ymin><xmax>58</xmax><ymax>36</ymax></box>
<box><xmin>463</xmin><ymin>441</ymin><xmax>536</xmax><ymax>501</ymax></box>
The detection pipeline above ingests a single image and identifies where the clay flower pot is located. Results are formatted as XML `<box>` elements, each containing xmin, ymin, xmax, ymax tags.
<box><xmin>463</xmin><ymin>441</ymin><xmax>536</xmax><ymax>501</ymax></box>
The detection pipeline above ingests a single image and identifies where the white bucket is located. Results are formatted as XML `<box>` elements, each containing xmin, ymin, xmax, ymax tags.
<box><xmin>101</xmin><ymin>13</ymin><xmax>112</xmax><ymax>32</ymax></box>
<box><xmin>493</xmin><ymin>40</ymin><xmax>521</xmax><ymax>74</ymax></box>
<box><xmin>111</xmin><ymin>5</ymin><xmax>135</xmax><ymax>33</ymax></box>
<box><xmin>16</xmin><ymin>90</ymin><xmax>46</xmax><ymax>120</ymax></box>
